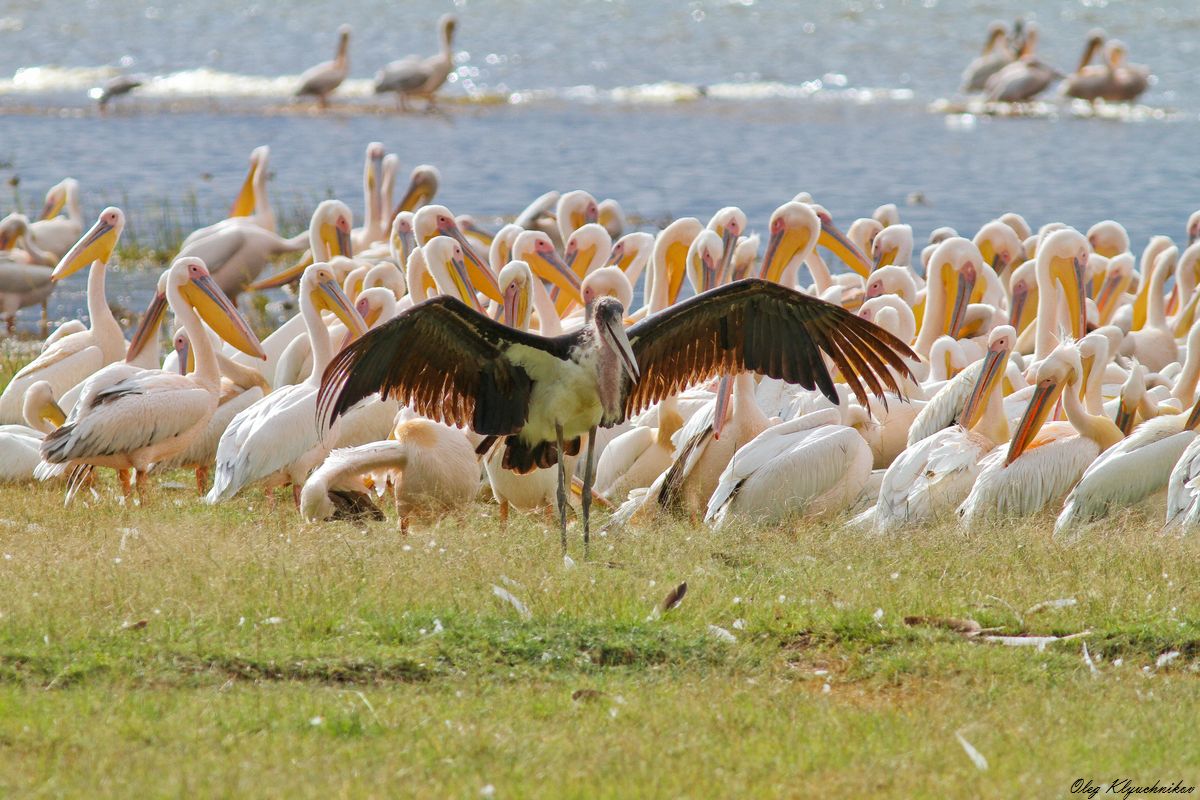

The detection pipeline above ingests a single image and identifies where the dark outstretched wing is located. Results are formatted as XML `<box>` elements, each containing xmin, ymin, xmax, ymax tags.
<box><xmin>318</xmin><ymin>295</ymin><xmax>557</xmax><ymax>433</ymax></box>
<box><xmin>624</xmin><ymin>278</ymin><xmax>917</xmax><ymax>415</ymax></box>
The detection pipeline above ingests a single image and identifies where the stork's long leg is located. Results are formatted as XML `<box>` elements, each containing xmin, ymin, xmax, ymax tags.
<box><xmin>556</xmin><ymin>422</ymin><xmax>568</xmax><ymax>554</ymax></box>
<box><xmin>582</xmin><ymin>426</ymin><xmax>596</xmax><ymax>558</ymax></box>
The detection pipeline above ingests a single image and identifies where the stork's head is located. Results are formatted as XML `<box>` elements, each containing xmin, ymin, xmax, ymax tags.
<box><xmin>593</xmin><ymin>296</ymin><xmax>639</xmax><ymax>382</ymax></box>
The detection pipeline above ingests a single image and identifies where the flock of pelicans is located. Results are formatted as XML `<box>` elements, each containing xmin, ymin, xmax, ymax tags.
<box><xmin>962</xmin><ymin>19</ymin><xmax>1150</xmax><ymax>103</ymax></box>
<box><xmin>96</xmin><ymin>15</ymin><xmax>458</xmax><ymax>110</ymax></box>
<box><xmin>3</xmin><ymin>142</ymin><xmax>1200</xmax><ymax>552</ymax></box>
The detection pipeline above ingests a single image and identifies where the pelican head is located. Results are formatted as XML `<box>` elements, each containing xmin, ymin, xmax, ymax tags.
<box><xmin>394</xmin><ymin>165</ymin><xmax>440</xmax><ymax>220</ymax></box>
<box><xmin>1096</xmin><ymin>252</ymin><xmax>1134</xmax><ymax>325</ymax></box>
<box><xmin>38</xmin><ymin>178</ymin><xmax>79</xmax><ymax>222</ymax></box>
<box><xmin>53</xmin><ymin>206</ymin><xmax>124</xmax><ymax>280</ymax></box>
<box><xmin>565</xmin><ymin>223</ymin><xmax>612</xmax><ymax>278</ymax></box>
<box><xmin>173</xmin><ymin>328</ymin><xmax>192</xmax><ymax>375</ymax></box>
<box><xmin>312</xmin><ymin>199</ymin><xmax>353</xmax><ymax>261</ymax></box>
<box><xmin>1006</xmin><ymin>344</ymin><xmax>1080</xmax><ymax>465</ymax></box>
<box><xmin>22</xmin><ymin>380</ymin><xmax>66</xmax><ymax>430</ymax></box>
<box><xmin>872</xmin><ymin>203</ymin><xmax>899</xmax><ymax>228</ymax></box>
<box><xmin>707</xmin><ymin>206</ymin><xmax>747</xmax><ymax>276</ymax></box>
<box><xmin>302</xmin><ymin>262</ymin><xmax>367</xmax><ymax>341</ymax></box>
<box><xmin>354</xmin><ymin>287</ymin><xmax>397</xmax><ymax>330</ymax></box>
<box><xmin>172</xmin><ymin>257</ymin><xmax>266</xmax><ymax>359</ymax></box>
<box><xmin>489</xmin><ymin>223</ymin><xmax>523</xmax><ymax>274</ymax></box>
<box><xmin>960</xmin><ymin>324</ymin><xmax>1015</xmax><ymax>429</ymax></box>
<box><xmin>414</xmin><ymin>204</ymin><xmax>501</xmax><ymax>301</ymax></box>
<box><xmin>1037</xmin><ymin>228</ymin><xmax>1090</xmax><ymax>342</ymax></box>
<box><xmin>999</xmin><ymin>212</ymin><xmax>1032</xmax><ymax>241</ymax></box>
<box><xmin>598</xmin><ymin>199</ymin><xmax>625</xmax><ymax>239</ymax></box>
<box><xmin>557</xmin><ymin>190</ymin><xmax>599</xmax><ymax>242</ymax></box>
<box><xmin>759</xmin><ymin>202</ymin><xmax>819</xmax><ymax>284</ymax></box>
<box><xmin>593</xmin><ymin>296</ymin><xmax>638</xmax><ymax>382</ymax></box>
<box><xmin>1114</xmin><ymin>363</ymin><xmax>1147</xmax><ymax>436</ymax></box>
<box><xmin>389</xmin><ymin>211</ymin><xmax>417</xmax><ymax>268</ymax></box>
<box><xmin>1105</xmin><ymin>39</ymin><xmax>1128</xmax><ymax>67</ymax></box>
<box><xmin>1087</xmin><ymin>220</ymin><xmax>1129</xmax><ymax>259</ymax></box>
<box><xmin>928</xmin><ymin>237</ymin><xmax>985</xmax><ymax>340</ymax></box>
<box><xmin>499</xmin><ymin>260</ymin><xmax>534</xmax><ymax>330</ymax></box>
<box><xmin>1187</xmin><ymin>210</ymin><xmax>1200</xmax><ymax>246</ymax></box>
<box><xmin>687</xmin><ymin>229</ymin><xmax>724</xmax><ymax>294</ymax></box>
<box><xmin>424</xmin><ymin>236</ymin><xmax>484</xmax><ymax>312</ymax></box>
<box><xmin>847</xmin><ymin>217</ymin><xmax>883</xmax><ymax>258</ymax></box>
<box><xmin>811</xmin><ymin>204</ymin><xmax>871</xmax><ymax>278</ymax></box>
<box><xmin>231</xmin><ymin>146</ymin><xmax>268</xmax><ymax>217</ymax></box>
<box><xmin>928</xmin><ymin>226</ymin><xmax>957</xmax><ymax>245</ymax></box>
<box><xmin>864</xmin><ymin>265</ymin><xmax>918</xmax><ymax>304</ymax></box>
<box><xmin>365</xmin><ymin>141</ymin><xmax>386</xmax><ymax>200</ymax></box>
<box><xmin>652</xmin><ymin>217</ymin><xmax>702</xmax><ymax>306</ymax></box>
<box><xmin>363</xmin><ymin>261</ymin><xmax>406</xmax><ymax>300</ymax></box>
<box><xmin>439</xmin><ymin>14</ymin><xmax>458</xmax><ymax>46</ymax></box>
<box><xmin>0</xmin><ymin>213</ymin><xmax>30</xmax><ymax>251</ymax></box>
<box><xmin>871</xmin><ymin>224</ymin><xmax>913</xmax><ymax>270</ymax></box>
<box><xmin>973</xmin><ymin>220</ymin><xmax>1024</xmax><ymax>277</ymax></box>
<box><xmin>514</xmin><ymin>229</ymin><xmax>579</xmax><ymax>303</ymax></box>
<box><xmin>582</xmin><ymin>266</ymin><xmax>633</xmax><ymax>319</ymax></box>
<box><xmin>125</xmin><ymin>270</ymin><xmax>171</xmax><ymax>363</ymax></box>
<box><xmin>606</xmin><ymin>231</ymin><xmax>653</xmax><ymax>275</ymax></box>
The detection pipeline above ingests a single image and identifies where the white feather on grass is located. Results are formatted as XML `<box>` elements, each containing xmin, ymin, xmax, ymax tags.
<box><xmin>491</xmin><ymin>585</ymin><xmax>531</xmax><ymax>620</ymax></box>
<box><xmin>955</xmin><ymin>731</ymin><xmax>988</xmax><ymax>771</ymax></box>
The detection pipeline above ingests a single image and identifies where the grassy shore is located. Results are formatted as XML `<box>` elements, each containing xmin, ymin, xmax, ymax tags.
<box><xmin>2</xmin><ymin>370</ymin><xmax>1199</xmax><ymax>797</ymax></box>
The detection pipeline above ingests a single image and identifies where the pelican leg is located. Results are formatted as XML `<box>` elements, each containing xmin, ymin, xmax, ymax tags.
<box><xmin>194</xmin><ymin>466</ymin><xmax>209</xmax><ymax>496</ymax></box>
<box><xmin>556</xmin><ymin>422</ymin><xmax>568</xmax><ymax>553</ymax></box>
<box><xmin>581</xmin><ymin>426</ymin><xmax>597</xmax><ymax>558</ymax></box>
<box><xmin>499</xmin><ymin>498</ymin><xmax>509</xmax><ymax>530</ymax></box>
<box><xmin>292</xmin><ymin>483</ymin><xmax>302</xmax><ymax>508</ymax></box>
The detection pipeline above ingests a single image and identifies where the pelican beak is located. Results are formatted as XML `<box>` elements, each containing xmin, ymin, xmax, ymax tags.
<box><xmin>39</xmin><ymin>398</ymin><xmax>67</xmax><ymax>428</ymax></box>
<box><xmin>250</xmin><ymin>251</ymin><xmax>312</xmax><ymax>291</ymax></box>
<box><xmin>391</xmin><ymin>229</ymin><xmax>416</xmax><ymax>264</ymax></box>
<box><xmin>718</xmin><ymin>227</ymin><xmax>738</xmax><ymax>283</ymax></box>
<box><xmin>602</xmin><ymin>313</ymin><xmax>639</xmax><ymax>382</ymax></box>
<box><xmin>0</xmin><ymin>230</ymin><xmax>11</xmax><ymax>251</ymax></box>
<box><xmin>448</xmin><ymin>254</ymin><xmax>487</xmax><ymax>313</ymax></box>
<box><xmin>313</xmin><ymin>277</ymin><xmax>368</xmax><ymax>341</ymax></box>
<box><xmin>759</xmin><ymin>226</ymin><xmax>812</xmax><ymax>284</ymax></box>
<box><xmin>230</xmin><ymin>163</ymin><xmax>257</xmax><ymax>217</ymax></box>
<box><xmin>502</xmin><ymin>281</ymin><xmax>522</xmax><ymax>328</ymax></box>
<box><xmin>174</xmin><ymin>336</ymin><xmax>191</xmax><ymax>375</ymax></box>
<box><xmin>947</xmin><ymin>263</ymin><xmax>977</xmax><ymax>339</ymax></box>
<box><xmin>664</xmin><ymin>240</ymin><xmax>690</xmax><ymax>303</ymax></box>
<box><xmin>1185</xmin><ymin>397</ymin><xmax>1200</xmax><ymax>432</ymax></box>
<box><xmin>181</xmin><ymin>274</ymin><xmax>267</xmax><ymax>359</ymax></box>
<box><xmin>1174</xmin><ymin>289</ymin><xmax>1200</xmax><ymax>338</ymax></box>
<box><xmin>1049</xmin><ymin>253</ymin><xmax>1088</xmax><ymax>339</ymax></box>
<box><xmin>1113</xmin><ymin>398</ymin><xmax>1137</xmax><ymax>436</ymax></box>
<box><xmin>1006</xmin><ymin>376</ymin><xmax>1065</xmax><ymax>465</ymax></box>
<box><xmin>712</xmin><ymin>374</ymin><xmax>733</xmax><ymax>439</ymax></box>
<box><xmin>1078</xmin><ymin>353</ymin><xmax>1095</xmax><ymax>402</ymax></box>
<box><xmin>1008</xmin><ymin>282</ymin><xmax>1029</xmax><ymax>330</ymax></box>
<box><xmin>818</xmin><ymin>219</ymin><xmax>870</xmax><ymax>278</ymax></box>
<box><xmin>529</xmin><ymin>246</ymin><xmax>583</xmax><ymax>301</ymax></box>
<box><xmin>356</xmin><ymin>296</ymin><xmax>382</xmax><ymax>329</ymax></box>
<box><xmin>53</xmin><ymin>218</ymin><xmax>120</xmax><ymax>280</ymax></box>
<box><xmin>873</xmin><ymin>246</ymin><xmax>897</xmax><ymax>272</ymax></box>
<box><xmin>393</xmin><ymin>176</ymin><xmax>435</xmax><ymax>218</ymax></box>
<box><xmin>1096</xmin><ymin>271</ymin><xmax>1128</xmax><ymax>325</ymax></box>
<box><xmin>124</xmin><ymin>288</ymin><xmax>169</xmax><ymax>363</ymax></box>
<box><xmin>39</xmin><ymin>192</ymin><xmax>66</xmax><ymax>222</ymax></box>
<box><xmin>461</xmin><ymin>219</ymin><xmax>495</xmax><ymax>250</ymax></box>
<box><xmin>446</xmin><ymin>228</ymin><xmax>502</xmax><ymax>303</ymax></box>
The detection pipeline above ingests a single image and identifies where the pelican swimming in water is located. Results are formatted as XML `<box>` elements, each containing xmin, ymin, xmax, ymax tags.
<box><xmin>962</xmin><ymin>21</ymin><xmax>1016</xmax><ymax>93</ymax></box>
<box><xmin>320</xmin><ymin>280</ymin><xmax>915</xmax><ymax>549</ymax></box>
<box><xmin>1100</xmin><ymin>40</ymin><xmax>1150</xmax><ymax>103</ymax></box>
<box><xmin>296</xmin><ymin>24</ymin><xmax>351</xmax><ymax>109</ymax></box>
<box><xmin>40</xmin><ymin>257</ymin><xmax>267</xmax><ymax>502</ymax></box>
<box><xmin>984</xmin><ymin>25</ymin><xmax>1061</xmax><ymax>103</ymax></box>
<box><xmin>374</xmin><ymin>14</ymin><xmax>458</xmax><ymax>111</ymax></box>
<box><xmin>1063</xmin><ymin>30</ymin><xmax>1111</xmax><ymax>102</ymax></box>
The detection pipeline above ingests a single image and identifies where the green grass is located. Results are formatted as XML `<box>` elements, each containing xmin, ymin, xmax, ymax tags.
<box><xmin>2</xmin><ymin>354</ymin><xmax>1200</xmax><ymax>796</ymax></box>
<box><xmin>1</xmin><ymin>477</ymin><xmax>1199</xmax><ymax>797</ymax></box>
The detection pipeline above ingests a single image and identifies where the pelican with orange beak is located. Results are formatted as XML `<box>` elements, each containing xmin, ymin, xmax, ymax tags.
<box><xmin>958</xmin><ymin>343</ymin><xmax>1121</xmax><ymax>523</ymax></box>
<box><xmin>40</xmin><ymin>257</ymin><xmax>267</xmax><ymax>503</ymax></box>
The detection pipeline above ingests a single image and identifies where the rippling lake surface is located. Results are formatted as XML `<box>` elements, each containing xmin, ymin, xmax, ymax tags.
<box><xmin>1</xmin><ymin>0</ymin><xmax>1197</xmax><ymax>329</ymax></box>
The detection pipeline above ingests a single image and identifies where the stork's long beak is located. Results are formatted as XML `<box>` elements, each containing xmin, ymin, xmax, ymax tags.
<box><xmin>250</xmin><ymin>251</ymin><xmax>312</xmax><ymax>291</ymax></box>
<box><xmin>1006</xmin><ymin>377</ymin><xmax>1065</xmax><ymax>465</ymax></box>
<box><xmin>959</xmin><ymin>346</ymin><xmax>1007</xmax><ymax>429</ymax></box>
<box><xmin>124</xmin><ymin>288</ymin><xmax>169</xmax><ymax>363</ymax></box>
<box><xmin>446</xmin><ymin>228</ymin><xmax>502</xmax><ymax>303</ymax></box>
<box><xmin>712</xmin><ymin>374</ymin><xmax>733</xmax><ymax>439</ymax></box>
<box><xmin>180</xmin><ymin>274</ymin><xmax>267</xmax><ymax>359</ymax></box>
<box><xmin>759</xmin><ymin>226</ymin><xmax>811</xmax><ymax>284</ymax></box>
<box><xmin>602</xmin><ymin>314</ymin><xmax>639</xmax><ymax>382</ymax></box>
<box><xmin>53</xmin><ymin>219</ymin><xmax>119</xmax><ymax>280</ymax></box>
<box><xmin>313</xmin><ymin>277</ymin><xmax>368</xmax><ymax>341</ymax></box>
<box><xmin>818</xmin><ymin>219</ymin><xmax>870</xmax><ymax>278</ymax></box>
<box><xmin>230</xmin><ymin>163</ymin><xmax>257</xmax><ymax>217</ymax></box>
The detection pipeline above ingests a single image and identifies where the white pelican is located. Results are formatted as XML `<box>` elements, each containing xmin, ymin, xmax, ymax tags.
<box><xmin>1089</xmin><ymin>218</ymin><xmax>1132</xmax><ymax>261</ymax></box>
<box><xmin>861</xmin><ymin>327</ymin><xmax>1015</xmax><ymax>531</ymax></box>
<box><xmin>207</xmin><ymin>264</ymin><xmax>367</xmax><ymax>506</ymax></box>
<box><xmin>556</xmin><ymin>190</ymin><xmax>600</xmax><ymax>246</ymax></box>
<box><xmin>1101</xmin><ymin>41</ymin><xmax>1149</xmax><ymax>103</ymax></box>
<box><xmin>1028</xmin><ymin>229</ymin><xmax>1088</xmax><ymax>362</ymax></box>
<box><xmin>182</xmin><ymin>147</ymin><xmax>275</xmax><ymax>251</ymax></box>
<box><xmin>1121</xmin><ymin>245</ymin><xmax>1178</xmax><ymax>372</ymax></box>
<box><xmin>0</xmin><ymin>208</ymin><xmax>126</xmax><ymax>423</ymax></box>
<box><xmin>962</xmin><ymin>21</ymin><xmax>1014</xmax><ymax>93</ymax></box>
<box><xmin>390</xmin><ymin>165</ymin><xmax>440</xmax><ymax>225</ymax></box>
<box><xmin>1056</xmin><ymin>391</ymin><xmax>1200</xmax><ymax>535</ymax></box>
<box><xmin>0</xmin><ymin>214</ymin><xmax>57</xmax><ymax>331</ymax></box>
<box><xmin>706</xmin><ymin>404</ymin><xmax>872</xmax><ymax>528</ymax></box>
<box><xmin>296</xmin><ymin>24</ymin><xmax>351</xmax><ymax>109</ymax></box>
<box><xmin>598</xmin><ymin>199</ymin><xmax>625</xmax><ymax>240</ymax></box>
<box><xmin>373</xmin><ymin>14</ymin><xmax>458</xmax><ymax>110</ymax></box>
<box><xmin>1188</xmin><ymin>210</ymin><xmax>1199</xmax><ymax>247</ymax></box>
<box><xmin>301</xmin><ymin>419</ymin><xmax>478</xmax><ymax>528</ymax></box>
<box><xmin>28</xmin><ymin>179</ymin><xmax>83</xmax><ymax>259</ymax></box>
<box><xmin>606</xmin><ymin>231</ymin><xmax>654</xmax><ymax>288</ymax></box>
<box><xmin>1162</xmin><ymin>414</ymin><xmax>1200</xmax><ymax>532</ymax></box>
<box><xmin>412</xmin><ymin>205</ymin><xmax>503</xmax><ymax>303</ymax></box>
<box><xmin>871</xmin><ymin>224</ymin><xmax>913</xmax><ymax>270</ymax></box>
<box><xmin>973</xmin><ymin>220</ymin><xmax>1024</xmax><ymax>278</ymax></box>
<box><xmin>642</xmin><ymin>217</ymin><xmax>701</xmax><ymax>312</ymax></box>
<box><xmin>985</xmin><ymin>25</ymin><xmax>1061</xmax><ymax>102</ymax></box>
<box><xmin>178</xmin><ymin>216</ymin><xmax>308</xmax><ymax>302</ymax></box>
<box><xmin>0</xmin><ymin>381</ymin><xmax>65</xmax><ymax>483</ymax></box>
<box><xmin>40</xmin><ymin>257</ymin><xmax>266</xmax><ymax>501</ymax></box>
<box><xmin>320</xmin><ymin>280</ymin><xmax>915</xmax><ymax>547</ymax></box>
<box><xmin>958</xmin><ymin>344</ymin><xmax>1121</xmax><ymax>524</ymax></box>
<box><xmin>1062</xmin><ymin>30</ymin><xmax>1110</xmax><ymax>102</ymax></box>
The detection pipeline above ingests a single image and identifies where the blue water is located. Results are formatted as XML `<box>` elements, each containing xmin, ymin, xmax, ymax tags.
<box><xmin>0</xmin><ymin>0</ymin><xmax>1197</xmax><ymax>329</ymax></box>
